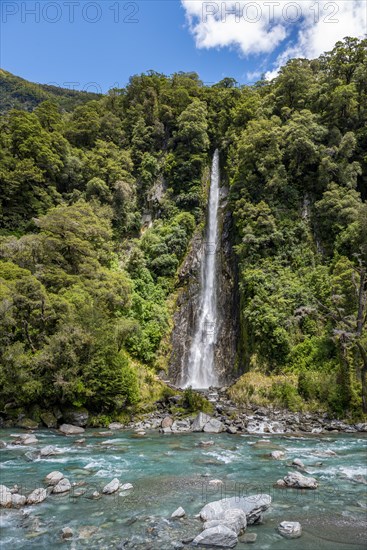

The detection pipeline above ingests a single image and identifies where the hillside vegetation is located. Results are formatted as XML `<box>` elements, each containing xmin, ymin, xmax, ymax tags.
<box><xmin>0</xmin><ymin>37</ymin><xmax>366</xmax><ymax>423</ymax></box>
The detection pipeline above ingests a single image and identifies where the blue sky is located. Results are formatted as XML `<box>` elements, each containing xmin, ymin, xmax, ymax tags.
<box><xmin>1</xmin><ymin>1</ymin><xmax>366</xmax><ymax>91</ymax></box>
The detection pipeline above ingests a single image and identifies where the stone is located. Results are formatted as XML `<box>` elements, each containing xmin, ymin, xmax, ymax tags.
<box><xmin>14</xmin><ymin>434</ymin><xmax>38</xmax><ymax>445</ymax></box>
<box><xmin>271</xmin><ymin>451</ymin><xmax>285</xmax><ymax>460</ymax></box>
<box><xmin>27</xmin><ymin>488</ymin><xmax>47</xmax><ymax>504</ymax></box>
<box><xmin>192</xmin><ymin>412</ymin><xmax>212</xmax><ymax>432</ymax></box>
<box><xmin>161</xmin><ymin>416</ymin><xmax>174</xmax><ymax>429</ymax></box>
<box><xmin>203</xmin><ymin>508</ymin><xmax>247</xmax><ymax>535</ymax></box>
<box><xmin>292</xmin><ymin>458</ymin><xmax>305</xmax><ymax>468</ymax></box>
<box><xmin>0</xmin><ymin>440</ymin><xmax>6</xmax><ymax>448</ymax></box>
<box><xmin>59</xmin><ymin>424</ymin><xmax>85</xmax><ymax>435</ymax></box>
<box><xmin>102</xmin><ymin>478</ymin><xmax>120</xmax><ymax>494</ymax></box>
<box><xmin>16</xmin><ymin>418</ymin><xmax>38</xmax><ymax>429</ymax></box>
<box><xmin>171</xmin><ymin>506</ymin><xmax>185</xmax><ymax>518</ymax></box>
<box><xmin>62</xmin><ymin>408</ymin><xmax>89</xmax><ymax>427</ymax></box>
<box><xmin>61</xmin><ymin>527</ymin><xmax>74</xmax><ymax>539</ymax></box>
<box><xmin>227</xmin><ymin>426</ymin><xmax>237</xmax><ymax>434</ymax></box>
<box><xmin>120</xmin><ymin>483</ymin><xmax>133</xmax><ymax>491</ymax></box>
<box><xmin>208</xmin><ymin>479</ymin><xmax>223</xmax><ymax>486</ymax></box>
<box><xmin>281</xmin><ymin>471</ymin><xmax>318</xmax><ymax>489</ymax></box>
<box><xmin>200</xmin><ymin>440</ymin><xmax>215</xmax><ymax>447</ymax></box>
<box><xmin>192</xmin><ymin>525</ymin><xmax>238</xmax><ymax>548</ymax></box>
<box><xmin>239</xmin><ymin>532</ymin><xmax>257</xmax><ymax>543</ymax></box>
<box><xmin>40</xmin><ymin>445</ymin><xmax>57</xmax><ymax>457</ymax></box>
<box><xmin>109</xmin><ymin>422</ymin><xmax>124</xmax><ymax>430</ymax></box>
<box><xmin>203</xmin><ymin>418</ymin><xmax>224</xmax><ymax>434</ymax></box>
<box><xmin>40</xmin><ymin>411</ymin><xmax>57</xmax><ymax>428</ymax></box>
<box><xmin>11</xmin><ymin>494</ymin><xmax>27</xmax><ymax>507</ymax></box>
<box><xmin>53</xmin><ymin>478</ymin><xmax>71</xmax><ymax>493</ymax></box>
<box><xmin>355</xmin><ymin>423</ymin><xmax>367</xmax><ymax>432</ymax></box>
<box><xmin>200</xmin><ymin>494</ymin><xmax>271</xmax><ymax>525</ymax></box>
<box><xmin>45</xmin><ymin>471</ymin><xmax>64</xmax><ymax>485</ymax></box>
<box><xmin>278</xmin><ymin>521</ymin><xmax>302</xmax><ymax>538</ymax></box>
<box><xmin>171</xmin><ymin>420</ymin><xmax>191</xmax><ymax>433</ymax></box>
<box><xmin>162</xmin><ymin>427</ymin><xmax>172</xmax><ymax>434</ymax></box>
<box><xmin>0</xmin><ymin>485</ymin><xmax>12</xmax><ymax>508</ymax></box>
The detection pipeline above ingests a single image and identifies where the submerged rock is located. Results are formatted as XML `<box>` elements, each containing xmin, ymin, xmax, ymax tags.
<box><xmin>239</xmin><ymin>532</ymin><xmax>257</xmax><ymax>543</ymax></box>
<box><xmin>61</xmin><ymin>527</ymin><xmax>74</xmax><ymax>539</ymax></box>
<box><xmin>120</xmin><ymin>483</ymin><xmax>133</xmax><ymax>491</ymax></box>
<box><xmin>53</xmin><ymin>478</ymin><xmax>71</xmax><ymax>493</ymax></box>
<box><xmin>103</xmin><ymin>478</ymin><xmax>120</xmax><ymax>494</ymax></box>
<box><xmin>193</xmin><ymin>525</ymin><xmax>238</xmax><ymax>548</ymax></box>
<box><xmin>277</xmin><ymin>471</ymin><xmax>318</xmax><ymax>489</ymax></box>
<box><xmin>59</xmin><ymin>424</ymin><xmax>85</xmax><ymax>435</ymax></box>
<box><xmin>200</xmin><ymin>494</ymin><xmax>271</xmax><ymax>525</ymax></box>
<box><xmin>278</xmin><ymin>521</ymin><xmax>302</xmax><ymax>538</ymax></box>
<box><xmin>27</xmin><ymin>488</ymin><xmax>47</xmax><ymax>504</ymax></box>
<box><xmin>45</xmin><ymin>471</ymin><xmax>64</xmax><ymax>485</ymax></box>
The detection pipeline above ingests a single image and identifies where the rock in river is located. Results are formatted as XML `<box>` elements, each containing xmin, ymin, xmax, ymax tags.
<box><xmin>171</xmin><ymin>506</ymin><xmax>185</xmax><ymax>518</ymax></box>
<box><xmin>102</xmin><ymin>478</ymin><xmax>120</xmax><ymax>494</ymax></box>
<box><xmin>45</xmin><ymin>471</ymin><xmax>64</xmax><ymax>485</ymax></box>
<box><xmin>0</xmin><ymin>485</ymin><xmax>12</xmax><ymax>508</ymax></box>
<box><xmin>200</xmin><ymin>494</ymin><xmax>271</xmax><ymax>525</ymax></box>
<box><xmin>193</xmin><ymin>525</ymin><xmax>238</xmax><ymax>548</ymax></box>
<box><xmin>27</xmin><ymin>488</ymin><xmax>47</xmax><ymax>505</ymax></box>
<box><xmin>278</xmin><ymin>521</ymin><xmax>302</xmax><ymax>538</ymax></box>
<box><xmin>277</xmin><ymin>471</ymin><xmax>318</xmax><ymax>489</ymax></box>
<box><xmin>53</xmin><ymin>478</ymin><xmax>71</xmax><ymax>493</ymax></box>
<box><xmin>192</xmin><ymin>412</ymin><xmax>212</xmax><ymax>432</ymax></box>
<box><xmin>203</xmin><ymin>508</ymin><xmax>247</xmax><ymax>535</ymax></box>
<box><xmin>59</xmin><ymin>424</ymin><xmax>85</xmax><ymax>435</ymax></box>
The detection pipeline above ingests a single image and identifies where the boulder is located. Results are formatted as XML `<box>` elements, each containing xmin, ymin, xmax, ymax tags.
<box><xmin>280</xmin><ymin>471</ymin><xmax>318</xmax><ymax>489</ymax></box>
<box><xmin>59</xmin><ymin>424</ymin><xmax>85</xmax><ymax>435</ymax></box>
<box><xmin>109</xmin><ymin>422</ymin><xmax>124</xmax><ymax>430</ymax></box>
<box><xmin>292</xmin><ymin>458</ymin><xmax>305</xmax><ymax>469</ymax></box>
<box><xmin>45</xmin><ymin>471</ymin><xmax>64</xmax><ymax>485</ymax></box>
<box><xmin>203</xmin><ymin>508</ymin><xmax>247</xmax><ymax>535</ymax></box>
<box><xmin>161</xmin><ymin>427</ymin><xmax>172</xmax><ymax>434</ymax></box>
<box><xmin>40</xmin><ymin>411</ymin><xmax>57</xmax><ymax>428</ymax></box>
<box><xmin>271</xmin><ymin>451</ymin><xmax>285</xmax><ymax>460</ymax></box>
<box><xmin>16</xmin><ymin>418</ymin><xmax>38</xmax><ymax>429</ymax></box>
<box><xmin>200</xmin><ymin>494</ymin><xmax>271</xmax><ymax>525</ymax></box>
<box><xmin>40</xmin><ymin>445</ymin><xmax>57</xmax><ymax>458</ymax></box>
<box><xmin>14</xmin><ymin>434</ymin><xmax>38</xmax><ymax>445</ymax></box>
<box><xmin>11</xmin><ymin>494</ymin><xmax>27</xmax><ymax>507</ymax></box>
<box><xmin>102</xmin><ymin>478</ymin><xmax>120</xmax><ymax>494</ymax></box>
<box><xmin>192</xmin><ymin>412</ymin><xmax>212</xmax><ymax>432</ymax></box>
<box><xmin>239</xmin><ymin>532</ymin><xmax>257</xmax><ymax>543</ymax></box>
<box><xmin>161</xmin><ymin>416</ymin><xmax>174</xmax><ymax>429</ymax></box>
<box><xmin>53</xmin><ymin>478</ymin><xmax>71</xmax><ymax>493</ymax></box>
<box><xmin>203</xmin><ymin>418</ymin><xmax>224</xmax><ymax>434</ymax></box>
<box><xmin>278</xmin><ymin>521</ymin><xmax>302</xmax><ymax>538</ymax></box>
<box><xmin>193</xmin><ymin>525</ymin><xmax>238</xmax><ymax>548</ymax></box>
<box><xmin>120</xmin><ymin>483</ymin><xmax>133</xmax><ymax>491</ymax></box>
<box><xmin>171</xmin><ymin>420</ymin><xmax>191</xmax><ymax>433</ymax></box>
<box><xmin>62</xmin><ymin>408</ymin><xmax>89</xmax><ymax>427</ymax></box>
<box><xmin>171</xmin><ymin>506</ymin><xmax>185</xmax><ymax>518</ymax></box>
<box><xmin>0</xmin><ymin>440</ymin><xmax>6</xmax><ymax>448</ymax></box>
<box><xmin>227</xmin><ymin>426</ymin><xmax>237</xmax><ymax>434</ymax></box>
<box><xmin>61</xmin><ymin>527</ymin><xmax>74</xmax><ymax>539</ymax></box>
<box><xmin>0</xmin><ymin>485</ymin><xmax>12</xmax><ymax>508</ymax></box>
<box><xmin>27</xmin><ymin>488</ymin><xmax>47</xmax><ymax>504</ymax></box>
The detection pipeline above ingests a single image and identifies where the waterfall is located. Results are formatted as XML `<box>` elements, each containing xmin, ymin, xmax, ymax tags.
<box><xmin>182</xmin><ymin>150</ymin><xmax>220</xmax><ymax>388</ymax></box>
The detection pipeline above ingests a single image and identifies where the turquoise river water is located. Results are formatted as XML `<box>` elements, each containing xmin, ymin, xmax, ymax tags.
<box><xmin>0</xmin><ymin>429</ymin><xmax>366</xmax><ymax>549</ymax></box>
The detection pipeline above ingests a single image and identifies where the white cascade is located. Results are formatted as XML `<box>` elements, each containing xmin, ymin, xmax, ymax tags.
<box><xmin>182</xmin><ymin>150</ymin><xmax>221</xmax><ymax>388</ymax></box>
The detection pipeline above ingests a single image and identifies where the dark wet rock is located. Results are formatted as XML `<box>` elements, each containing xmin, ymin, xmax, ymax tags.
<box><xmin>278</xmin><ymin>521</ymin><xmax>302</xmax><ymax>538</ymax></box>
<box><xmin>16</xmin><ymin>418</ymin><xmax>38</xmax><ymax>429</ymax></box>
<box><xmin>40</xmin><ymin>411</ymin><xmax>57</xmax><ymax>428</ymax></box>
<box><xmin>61</xmin><ymin>527</ymin><xmax>74</xmax><ymax>539</ymax></box>
<box><xmin>62</xmin><ymin>408</ymin><xmax>89</xmax><ymax>427</ymax></box>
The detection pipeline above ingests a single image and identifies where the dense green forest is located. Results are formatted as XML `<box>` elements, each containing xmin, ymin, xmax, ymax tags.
<box><xmin>0</xmin><ymin>37</ymin><xmax>366</xmax><ymax>424</ymax></box>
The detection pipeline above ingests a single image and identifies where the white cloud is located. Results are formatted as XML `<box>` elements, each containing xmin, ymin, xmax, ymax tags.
<box><xmin>181</xmin><ymin>0</ymin><xmax>367</xmax><ymax>77</ymax></box>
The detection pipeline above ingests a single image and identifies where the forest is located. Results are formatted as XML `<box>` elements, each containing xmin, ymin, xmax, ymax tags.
<box><xmin>0</xmin><ymin>37</ymin><xmax>366</xmax><ymax>424</ymax></box>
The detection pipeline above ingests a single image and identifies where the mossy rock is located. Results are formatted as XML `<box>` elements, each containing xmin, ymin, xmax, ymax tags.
<box><xmin>40</xmin><ymin>411</ymin><xmax>58</xmax><ymax>428</ymax></box>
<box><xmin>16</xmin><ymin>418</ymin><xmax>39</xmax><ymax>429</ymax></box>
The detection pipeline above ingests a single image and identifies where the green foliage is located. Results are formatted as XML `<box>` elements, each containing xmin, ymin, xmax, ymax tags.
<box><xmin>181</xmin><ymin>387</ymin><xmax>213</xmax><ymax>414</ymax></box>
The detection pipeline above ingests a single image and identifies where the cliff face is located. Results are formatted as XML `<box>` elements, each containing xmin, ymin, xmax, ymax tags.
<box><xmin>168</xmin><ymin>186</ymin><xmax>240</xmax><ymax>387</ymax></box>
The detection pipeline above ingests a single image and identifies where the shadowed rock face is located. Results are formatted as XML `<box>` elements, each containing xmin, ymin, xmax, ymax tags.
<box><xmin>168</xmin><ymin>178</ymin><xmax>240</xmax><ymax>388</ymax></box>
